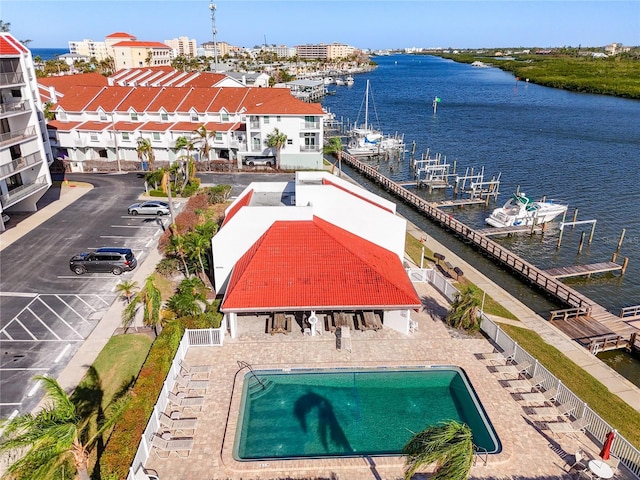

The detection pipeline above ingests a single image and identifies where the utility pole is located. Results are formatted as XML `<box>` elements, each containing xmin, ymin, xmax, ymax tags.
<box><xmin>209</xmin><ymin>1</ymin><xmax>218</xmax><ymax>72</ymax></box>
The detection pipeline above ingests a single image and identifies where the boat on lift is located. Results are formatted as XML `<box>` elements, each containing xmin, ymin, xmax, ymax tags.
<box><xmin>485</xmin><ymin>192</ymin><xmax>568</xmax><ymax>227</ymax></box>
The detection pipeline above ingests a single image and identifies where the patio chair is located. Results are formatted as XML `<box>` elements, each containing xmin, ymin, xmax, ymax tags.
<box><xmin>178</xmin><ymin>359</ymin><xmax>211</xmax><ymax>379</ymax></box>
<box><xmin>133</xmin><ymin>465</ymin><xmax>159</xmax><ymax>480</ymax></box>
<box><xmin>546</xmin><ymin>418</ymin><xmax>590</xmax><ymax>438</ymax></box>
<box><xmin>151</xmin><ymin>432</ymin><xmax>193</xmax><ymax>458</ymax></box>
<box><xmin>506</xmin><ymin>374</ymin><xmax>545</xmax><ymax>392</ymax></box>
<box><xmin>159</xmin><ymin>412</ymin><xmax>198</xmax><ymax>436</ymax></box>
<box><xmin>606</xmin><ymin>456</ymin><xmax>620</xmax><ymax>476</ymax></box>
<box><xmin>174</xmin><ymin>374</ymin><xmax>209</xmax><ymax>393</ymax></box>
<box><xmin>566</xmin><ymin>449</ymin><xmax>589</xmax><ymax>475</ymax></box>
<box><xmin>519</xmin><ymin>387</ymin><xmax>558</xmax><ymax>406</ymax></box>
<box><xmin>167</xmin><ymin>391</ymin><xmax>204</xmax><ymax>412</ymax></box>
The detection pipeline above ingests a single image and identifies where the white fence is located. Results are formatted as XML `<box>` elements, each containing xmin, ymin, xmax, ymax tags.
<box><xmin>481</xmin><ymin>315</ymin><xmax>640</xmax><ymax>478</ymax></box>
<box><xmin>127</xmin><ymin>321</ymin><xmax>226</xmax><ymax>480</ymax></box>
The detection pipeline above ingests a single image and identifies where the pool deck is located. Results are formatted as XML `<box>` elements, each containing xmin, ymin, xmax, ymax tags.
<box><xmin>145</xmin><ymin>281</ymin><xmax>635</xmax><ymax>480</ymax></box>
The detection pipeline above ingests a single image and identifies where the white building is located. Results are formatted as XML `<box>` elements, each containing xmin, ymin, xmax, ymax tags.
<box><xmin>213</xmin><ymin>171</ymin><xmax>420</xmax><ymax>339</ymax></box>
<box><xmin>68</xmin><ymin>38</ymin><xmax>111</xmax><ymax>61</ymax></box>
<box><xmin>164</xmin><ymin>37</ymin><xmax>198</xmax><ymax>58</ymax></box>
<box><xmin>41</xmin><ymin>70</ymin><xmax>326</xmax><ymax>172</ymax></box>
<box><xmin>0</xmin><ymin>33</ymin><xmax>53</xmax><ymax>231</ymax></box>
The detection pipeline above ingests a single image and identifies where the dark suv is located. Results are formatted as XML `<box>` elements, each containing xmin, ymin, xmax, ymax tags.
<box><xmin>69</xmin><ymin>248</ymin><xmax>137</xmax><ymax>275</ymax></box>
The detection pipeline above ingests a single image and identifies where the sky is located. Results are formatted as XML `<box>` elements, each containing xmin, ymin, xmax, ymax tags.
<box><xmin>2</xmin><ymin>0</ymin><xmax>639</xmax><ymax>50</ymax></box>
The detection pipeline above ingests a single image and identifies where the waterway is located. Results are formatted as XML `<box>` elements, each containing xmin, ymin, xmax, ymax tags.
<box><xmin>321</xmin><ymin>54</ymin><xmax>640</xmax><ymax>385</ymax></box>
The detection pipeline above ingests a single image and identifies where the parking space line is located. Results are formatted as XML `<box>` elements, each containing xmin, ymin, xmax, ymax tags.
<box><xmin>0</xmin><ymin>292</ymin><xmax>37</xmax><ymax>298</ymax></box>
<box><xmin>13</xmin><ymin>318</ymin><xmax>38</xmax><ymax>340</ymax></box>
<box><xmin>1</xmin><ymin>330</ymin><xmax>14</xmax><ymax>340</ymax></box>
<box><xmin>57</xmin><ymin>275</ymin><xmax>114</xmax><ymax>279</ymax></box>
<box><xmin>36</xmin><ymin>298</ymin><xmax>85</xmax><ymax>339</ymax></box>
<box><xmin>111</xmin><ymin>225</ymin><xmax>159</xmax><ymax>229</ymax></box>
<box><xmin>27</xmin><ymin>307</ymin><xmax>62</xmax><ymax>341</ymax></box>
<box><xmin>54</xmin><ymin>295</ymin><xmax>92</xmax><ymax>326</ymax></box>
<box><xmin>1</xmin><ymin>368</ymin><xmax>49</xmax><ymax>371</ymax></box>
<box><xmin>99</xmin><ymin>235</ymin><xmax>139</xmax><ymax>239</ymax></box>
<box><xmin>146</xmin><ymin>238</ymin><xmax>154</xmax><ymax>247</ymax></box>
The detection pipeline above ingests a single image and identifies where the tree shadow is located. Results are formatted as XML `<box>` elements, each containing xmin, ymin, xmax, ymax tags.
<box><xmin>420</xmin><ymin>294</ymin><xmax>448</xmax><ymax>321</ymax></box>
<box><xmin>293</xmin><ymin>391</ymin><xmax>352</xmax><ymax>453</ymax></box>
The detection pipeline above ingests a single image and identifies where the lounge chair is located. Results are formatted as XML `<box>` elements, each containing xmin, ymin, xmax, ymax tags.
<box><xmin>481</xmin><ymin>351</ymin><xmax>513</xmax><ymax>365</ymax></box>
<box><xmin>546</xmin><ymin>418</ymin><xmax>589</xmax><ymax>438</ymax></box>
<box><xmin>133</xmin><ymin>465</ymin><xmax>159</xmax><ymax>480</ymax></box>
<box><xmin>151</xmin><ymin>432</ymin><xmax>194</xmax><ymax>458</ymax></box>
<box><xmin>566</xmin><ymin>449</ymin><xmax>589</xmax><ymax>475</ymax></box>
<box><xmin>520</xmin><ymin>386</ymin><xmax>558</xmax><ymax>405</ymax></box>
<box><xmin>506</xmin><ymin>374</ymin><xmax>545</xmax><ymax>392</ymax></box>
<box><xmin>159</xmin><ymin>412</ymin><xmax>198</xmax><ymax>436</ymax></box>
<box><xmin>167</xmin><ymin>391</ymin><xmax>205</xmax><ymax>412</ymax></box>
<box><xmin>178</xmin><ymin>359</ymin><xmax>211</xmax><ymax>379</ymax></box>
<box><xmin>175</xmin><ymin>373</ymin><xmax>209</xmax><ymax>393</ymax></box>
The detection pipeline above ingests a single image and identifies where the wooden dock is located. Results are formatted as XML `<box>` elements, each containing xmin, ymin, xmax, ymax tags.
<box><xmin>436</xmin><ymin>198</ymin><xmax>487</xmax><ymax>207</ymax></box>
<box><xmin>339</xmin><ymin>151</ymin><xmax>637</xmax><ymax>353</ymax></box>
<box><xmin>477</xmin><ymin>225</ymin><xmax>545</xmax><ymax>236</ymax></box>
<box><xmin>544</xmin><ymin>262</ymin><xmax>623</xmax><ymax>279</ymax></box>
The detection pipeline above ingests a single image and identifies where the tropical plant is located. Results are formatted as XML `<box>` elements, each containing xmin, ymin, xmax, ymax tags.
<box><xmin>144</xmin><ymin>49</ymin><xmax>153</xmax><ymax>67</ymax></box>
<box><xmin>323</xmin><ymin>136</ymin><xmax>343</xmax><ymax>176</ymax></box>
<box><xmin>403</xmin><ymin>420</ymin><xmax>474</xmax><ymax>480</ymax></box>
<box><xmin>266</xmin><ymin>127</ymin><xmax>288</xmax><ymax>169</ymax></box>
<box><xmin>122</xmin><ymin>275</ymin><xmax>162</xmax><ymax>333</ymax></box>
<box><xmin>186</xmin><ymin>231</ymin><xmax>210</xmax><ymax>277</ymax></box>
<box><xmin>167</xmin><ymin>232</ymin><xmax>190</xmax><ymax>277</ymax></box>
<box><xmin>136</xmin><ymin>137</ymin><xmax>155</xmax><ymax>170</ymax></box>
<box><xmin>166</xmin><ymin>277</ymin><xmax>208</xmax><ymax>318</ymax></box>
<box><xmin>445</xmin><ymin>285</ymin><xmax>481</xmax><ymax>332</ymax></box>
<box><xmin>0</xmin><ymin>20</ymin><xmax>11</xmax><ymax>32</ymax></box>
<box><xmin>193</xmin><ymin>125</ymin><xmax>216</xmax><ymax>162</ymax></box>
<box><xmin>115</xmin><ymin>280</ymin><xmax>139</xmax><ymax>304</ymax></box>
<box><xmin>0</xmin><ymin>376</ymin><xmax>128</xmax><ymax>480</ymax></box>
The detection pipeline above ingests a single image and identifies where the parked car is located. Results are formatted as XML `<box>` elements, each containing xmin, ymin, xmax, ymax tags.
<box><xmin>242</xmin><ymin>156</ymin><xmax>275</xmax><ymax>167</ymax></box>
<box><xmin>69</xmin><ymin>247</ymin><xmax>137</xmax><ymax>275</ymax></box>
<box><xmin>128</xmin><ymin>201</ymin><xmax>170</xmax><ymax>216</ymax></box>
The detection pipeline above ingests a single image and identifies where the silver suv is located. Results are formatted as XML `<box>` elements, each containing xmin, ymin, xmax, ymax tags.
<box><xmin>69</xmin><ymin>248</ymin><xmax>137</xmax><ymax>275</ymax></box>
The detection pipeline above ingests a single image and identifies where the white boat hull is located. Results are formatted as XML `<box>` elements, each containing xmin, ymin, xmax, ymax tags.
<box><xmin>486</xmin><ymin>202</ymin><xmax>567</xmax><ymax>228</ymax></box>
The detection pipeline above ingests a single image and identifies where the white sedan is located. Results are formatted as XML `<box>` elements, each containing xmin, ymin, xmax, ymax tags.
<box><xmin>128</xmin><ymin>201</ymin><xmax>170</xmax><ymax>216</ymax></box>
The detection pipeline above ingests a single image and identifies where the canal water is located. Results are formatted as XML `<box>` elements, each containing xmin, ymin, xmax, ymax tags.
<box><xmin>321</xmin><ymin>54</ymin><xmax>640</xmax><ymax>385</ymax></box>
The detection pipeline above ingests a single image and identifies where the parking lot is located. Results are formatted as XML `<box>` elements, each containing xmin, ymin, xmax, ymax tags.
<box><xmin>0</xmin><ymin>173</ymin><xmax>176</xmax><ymax>418</ymax></box>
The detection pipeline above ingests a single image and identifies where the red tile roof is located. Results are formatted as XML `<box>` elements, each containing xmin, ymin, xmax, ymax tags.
<box><xmin>0</xmin><ymin>34</ymin><xmax>28</xmax><ymax>55</ymax></box>
<box><xmin>38</xmin><ymin>73</ymin><xmax>108</xmax><ymax>91</ymax></box>
<box><xmin>171</xmin><ymin>121</ymin><xmax>205</xmax><ymax>132</ymax></box>
<box><xmin>221</xmin><ymin>217</ymin><xmax>420</xmax><ymax>312</ymax></box>
<box><xmin>221</xmin><ymin>189</ymin><xmax>253</xmax><ymax>227</ymax></box>
<box><xmin>112</xmin><ymin>41</ymin><xmax>170</xmax><ymax>49</ymax></box>
<box><xmin>106</xmin><ymin>32</ymin><xmax>136</xmax><ymax>39</ymax></box>
<box><xmin>113</xmin><ymin>121</ymin><xmax>143</xmax><ymax>131</ymax></box>
<box><xmin>47</xmin><ymin>120</ymin><xmax>82</xmax><ymax>131</ymax></box>
<box><xmin>139</xmin><ymin>121</ymin><xmax>172</xmax><ymax>132</ymax></box>
<box><xmin>51</xmin><ymin>85</ymin><xmax>105</xmax><ymax>112</ymax></box>
<box><xmin>76</xmin><ymin>121</ymin><xmax>110</xmax><ymax>131</ymax></box>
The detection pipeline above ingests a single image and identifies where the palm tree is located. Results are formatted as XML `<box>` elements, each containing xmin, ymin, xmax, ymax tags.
<box><xmin>144</xmin><ymin>49</ymin><xmax>153</xmax><ymax>67</ymax></box>
<box><xmin>168</xmin><ymin>232</ymin><xmax>190</xmax><ymax>277</ymax></box>
<box><xmin>193</xmin><ymin>125</ymin><xmax>216</xmax><ymax>162</ymax></box>
<box><xmin>136</xmin><ymin>137</ymin><xmax>155</xmax><ymax>171</ymax></box>
<box><xmin>266</xmin><ymin>128</ymin><xmax>288</xmax><ymax>170</ymax></box>
<box><xmin>122</xmin><ymin>275</ymin><xmax>162</xmax><ymax>333</ymax></box>
<box><xmin>0</xmin><ymin>20</ymin><xmax>11</xmax><ymax>32</ymax></box>
<box><xmin>186</xmin><ymin>232</ymin><xmax>210</xmax><ymax>277</ymax></box>
<box><xmin>445</xmin><ymin>285</ymin><xmax>481</xmax><ymax>332</ymax></box>
<box><xmin>166</xmin><ymin>277</ymin><xmax>208</xmax><ymax>318</ymax></box>
<box><xmin>323</xmin><ymin>136</ymin><xmax>343</xmax><ymax>176</ymax></box>
<box><xmin>403</xmin><ymin>420</ymin><xmax>474</xmax><ymax>480</ymax></box>
<box><xmin>115</xmin><ymin>280</ymin><xmax>139</xmax><ymax>304</ymax></box>
<box><xmin>0</xmin><ymin>376</ymin><xmax>128</xmax><ymax>480</ymax></box>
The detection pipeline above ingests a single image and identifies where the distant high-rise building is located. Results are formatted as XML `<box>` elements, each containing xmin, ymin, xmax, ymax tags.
<box><xmin>164</xmin><ymin>37</ymin><xmax>198</xmax><ymax>58</ymax></box>
<box><xmin>0</xmin><ymin>33</ymin><xmax>53</xmax><ymax>231</ymax></box>
<box><xmin>295</xmin><ymin>42</ymin><xmax>356</xmax><ymax>60</ymax></box>
<box><xmin>68</xmin><ymin>38</ymin><xmax>110</xmax><ymax>61</ymax></box>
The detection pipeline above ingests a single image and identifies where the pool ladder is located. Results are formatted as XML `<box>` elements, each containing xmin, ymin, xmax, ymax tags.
<box><xmin>473</xmin><ymin>444</ymin><xmax>488</xmax><ymax>466</ymax></box>
<box><xmin>237</xmin><ymin>360</ymin><xmax>266</xmax><ymax>390</ymax></box>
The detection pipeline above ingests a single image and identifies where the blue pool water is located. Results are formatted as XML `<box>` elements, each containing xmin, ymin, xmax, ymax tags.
<box><xmin>234</xmin><ymin>367</ymin><xmax>501</xmax><ymax>460</ymax></box>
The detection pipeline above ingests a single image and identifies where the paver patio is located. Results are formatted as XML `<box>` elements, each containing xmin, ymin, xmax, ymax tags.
<box><xmin>144</xmin><ymin>282</ymin><xmax>633</xmax><ymax>480</ymax></box>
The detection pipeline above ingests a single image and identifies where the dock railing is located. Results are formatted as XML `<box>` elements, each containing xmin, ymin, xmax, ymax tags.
<box><xmin>127</xmin><ymin>322</ymin><xmax>226</xmax><ymax>480</ymax></box>
<box><xmin>481</xmin><ymin>315</ymin><xmax>640</xmax><ymax>478</ymax></box>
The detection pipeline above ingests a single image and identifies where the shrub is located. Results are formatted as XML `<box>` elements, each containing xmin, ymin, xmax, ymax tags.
<box><xmin>99</xmin><ymin>321</ymin><xmax>184</xmax><ymax>479</ymax></box>
<box><xmin>155</xmin><ymin>256</ymin><xmax>181</xmax><ymax>277</ymax></box>
<box><xmin>148</xmin><ymin>189</ymin><xmax>167</xmax><ymax>197</ymax></box>
<box><xmin>181</xmin><ymin>178</ymin><xmax>201</xmax><ymax>197</ymax></box>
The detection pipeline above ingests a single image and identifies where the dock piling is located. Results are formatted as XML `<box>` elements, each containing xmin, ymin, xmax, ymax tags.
<box><xmin>578</xmin><ymin>231</ymin><xmax>585</xmax><ymax>254</ymax></box>
<box><xmin>617</xmin><ymin>229</ymin><xmax>626</xmax><ymax>250</ymax></box>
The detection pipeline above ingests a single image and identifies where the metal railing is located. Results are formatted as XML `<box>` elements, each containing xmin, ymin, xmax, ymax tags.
<box><xmin>0</xmin><ymin>101</ymin><xmax>29</xmax><ymax>115</ymax></box>
<box><xmin>0</xmin><ymin>152</ymin><xmax>43</xmax><ymax>178</ymax></box>
<box><xmin>0</xmin><ymin>72</ymin><xmax>25</xmax><ymax>86</ymax></box>
<box><xmin>0</xmin><ymin>175</ymin><xmax>48</xmax><ymax>207</ymax></box>
<box><xmin>127</xmin><ymin>322</ymin><xmax>225</xmax><ymax>480</ymax></box>
<box><xmin>0</xmin><ymin>125</ymin><xmax>36</xmax><ymax>147</ymax></box>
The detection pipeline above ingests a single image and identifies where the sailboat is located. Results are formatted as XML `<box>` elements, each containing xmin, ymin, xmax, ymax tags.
<box><xmin>346</xmin><ymin>80</ymin><xmax>404</xmax><ymax>157</ymax></box>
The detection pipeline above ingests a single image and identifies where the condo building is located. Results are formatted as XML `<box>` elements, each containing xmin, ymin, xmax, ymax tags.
<box><xmin>0</xmin><ymin>33</ymin><xmax>53</xmax><ymax>231</ymax></box>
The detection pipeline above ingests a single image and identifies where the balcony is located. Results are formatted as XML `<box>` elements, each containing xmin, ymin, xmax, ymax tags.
<box><xmin>249</xmin><ymin>121</ymin><xmax>260</xmax><ymax>129</ymax></box>
<box><xmin>0</xmin><ymin>152</ymin><xmax>43</xmax><ymax>179</ymax></box>
<box><xmin>300</xmin><ymin>121</ymin><xmax>321</xmax><ymax>130</ymax></box>
<box><xmin>300</xmin><ymin>145</ymin><xmax>320</xmax><ymax>152</ymax></box>
<box><xmin>0</xmin><ymin>101</ymin><xmax>30</xmax><ymax>117</ymax></box>
<box><xmin>0</xmin><ymin>174</ymin><xmax>49</xmax><ymax>208</ymax></box>
<box><xmin>0</xmin><ymin>126</ymin><xmax>37</xmax><ymax>148</ymax></box>
<box><xmin>0</xmin><ymin>72</ymin><xmax>25</xmax><ymax>87</ymax></box>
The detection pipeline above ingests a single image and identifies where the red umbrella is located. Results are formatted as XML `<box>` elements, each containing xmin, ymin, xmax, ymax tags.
<box><xmin>599</xmin><ymin>429</ymin><xmax>616</xmax><ymax>460</ymax></box>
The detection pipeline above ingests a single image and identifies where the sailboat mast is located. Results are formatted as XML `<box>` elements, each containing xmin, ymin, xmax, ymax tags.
<box><xmin>364</xmin><ymin>80</ymin><xmax>369</xmax><ymax>130</ymax></box>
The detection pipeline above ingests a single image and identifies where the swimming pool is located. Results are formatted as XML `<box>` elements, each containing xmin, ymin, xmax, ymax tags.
<box><xmin>233</xmin><ymin>366</ymin><xmax>501</xmax><ymax>460</ymax></box>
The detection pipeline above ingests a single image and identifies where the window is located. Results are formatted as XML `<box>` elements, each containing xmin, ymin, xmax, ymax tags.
<box><xmin>130</xmin><ymin>112</ymin><xmax>138</xmax><ymax>121</ymax></box>
<box><xmin>161</xmin><ymin>112</ymin><xmax>168</xmax><ymax>121</ymax></box>
<box><xmin>190</xmin><ymin>111</ymin><xmax>198</xmax><ymax>122</ymax></box>
<box><xmin>221</xmin><ymin>112</ymin><xmax>229</xmax><ymax>122</ymax></box>
<box><xmin>263</xmin><ymin>116</ymin><xmax>270</xmax><ymax>124</ymax></box>
<box><xmin>90</xmin><ymin>133</ymin><xmax>99</xmax><ymax>142</ymax></box>
<box><xmin>277</xmin><ymin>116</ymin><xmax>281</xmax><ymax>122</ymax></box>
<box><xmin>59</xmin><ymin>111</ymin><xmax>67</xmax><ymax>121</ymax></box>
<box><xmin>152</xmin><ymin>132</ymin><xmax>160</xmax><ymax>141</ymax></box>
<box><xmin>99</xmin><ymin>110</ymin><xmax>107</xmax><ymax>121</ymax></box>
<box><xmin>287</xmin><ymin>139</ymin><xmax>293</xmax><ymax>145</ymax></box>
<box><xmin>214</xmin><ymin>132</ymin><xmax>222</xmax><ymax>142</ymax></box>
<box><xmin>122</xmin><ymin>132</ymin><xmax>130</xmax><ymax>141</ymax></box>
<box><xmin>11</xmin><ymin>89</ymin><xmax>21</xmax><ymax>98</ymax></box>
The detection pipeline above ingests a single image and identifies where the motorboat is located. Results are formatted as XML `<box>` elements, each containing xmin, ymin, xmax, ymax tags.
<box><xmin>485</xmin><ymin>192</ymin><xmax>568</xmax><ymax>227</ymax></box>
<box><xmin>345</xmin><ymin>75</ymin><xmax>354</xmax><ymax>86</ymax></box>
<box><xmin>335</xmin><ymin>77</ymin><xmax>345</xmax><ymax>86</ymax></box>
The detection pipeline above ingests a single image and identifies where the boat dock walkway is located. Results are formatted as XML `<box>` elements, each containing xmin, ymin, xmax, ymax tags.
<box><xmin>544</xmin><ymin>262</ymin><xmax>624</xmax><ymax>279</ymax></box>
<box><xmin>477</xmin><ymin>225</ymin><xmax>545</xmax><ymax>236</ymax></box>
<box><xmin>339</xmin><ymin>151</ymin><xmax>637</xmax><ymax>353</ymax></box>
